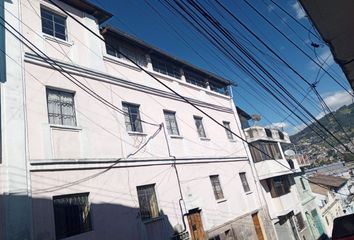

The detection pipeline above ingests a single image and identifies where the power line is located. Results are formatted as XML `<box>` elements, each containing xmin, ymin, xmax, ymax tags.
<box><xmin>172</xmin><ymin>0</ymin><xmax>351</xmax><ymax>154</ymax></box>
<box><xmin>242</xmin><ymin>0</ymin><xmax>353</xmax><ymax>96</ymax></box>
<box><xmin>40</xmin><ymin>0</ymin><xmax>352</xmax><ymax>197</ymax></box>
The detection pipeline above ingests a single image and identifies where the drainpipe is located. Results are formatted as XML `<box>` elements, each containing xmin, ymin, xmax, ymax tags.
<box><xmin>161</xmin><ymin>123</ymin><xmax>188</xmax><ymax>234</ymax></box>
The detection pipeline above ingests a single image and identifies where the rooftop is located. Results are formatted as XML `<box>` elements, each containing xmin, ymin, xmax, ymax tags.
<box><xmin>308</xmin><ymin>174</ymin><xmax>347</xmax><ymax>188</ymax></box>
<box><xmin>100</xmin><ymin>26</ymin><xmax>232</xmax><ymax>86</ymax></box>
<box><xmin>61</xmin><ymin>0</ymin><xmax>112</xmax><ymax>24</ymax></box>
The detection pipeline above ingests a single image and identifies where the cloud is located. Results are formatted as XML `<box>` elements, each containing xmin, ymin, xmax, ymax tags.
<box><xmin>265</xmin><ymin>122</ymin><xmax>288</xmax><ymax>130</ymax></box>
<box><xmin>292</xmin><ymin>2</ymin><xmax>306</xmax><ymax>20</ymax></box>
<box><xmin>308</xmin><ymin>48</ymin><xmax>334</xmax><ymax>70</ymax></box>
<box><xmin>322</xmin><ymin>90</ymin><xmax>354</xmax><ymax>111</ymax></box>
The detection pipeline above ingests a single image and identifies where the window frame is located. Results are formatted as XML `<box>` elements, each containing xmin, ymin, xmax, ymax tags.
<box><xmin>52</xmin><ymin>192</ymin><xmax>92</xmax><ymax>239</ymax></box>
<box><xmin>267</xmin><ymin>175</ymin><xmax>291</xmax><ymax>198</ymax></box>
<box><xmin>209</xmin><ymin>175</ymin><xmax>224</xmax><ymax>200</ymax></box>
<box><xmin>122</xmin><ymin>102</ymin><xmax>143</xmax><ymax>133</ymax></box>
<box><xmin>136</xmin><ymin>184</ymin><xmax>160</xmax><ymax>221</ymax></box>
<box><xmin>300</xmin><ymin>178</ymin><xmax>306</xmax><ymax>191</ymax></box>
<box><xmin>163</xmin><ymin>110</ymin><xmax>180</xmax><ymax>136</ymax></box>
<box><xmin>151</xmin><ymin>56</ymin><xmax>181</xmax><ymax>79</ymax></box>
<box><xmin>222</xmin><ymin>121</ymin><xmax>233</xmax><ymax>140</ymax></box>
<box><xmin>46</xmin><ymin>87</ymin><xmax>77</xmax><ymax>127</ymax></box>
<box><xmin>239</xmin><ymin>172</ymin><xmax>251</xmax><ymax>193</ymax></box>
<box><xmin>194</xmin><ymin>116</ymin><xmax>207</xmax><ymax>138</ymax></box>
<box><xmin>40</xmin><ymin>6</ymin><xmax>68</xmax><ymax>41</ymax></box>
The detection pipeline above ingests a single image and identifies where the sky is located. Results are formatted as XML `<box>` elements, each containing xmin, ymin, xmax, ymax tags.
<box><xmin>92</xmin><ymin>0</ymin><xmax>353</xmax><ymax>135</ymax></box>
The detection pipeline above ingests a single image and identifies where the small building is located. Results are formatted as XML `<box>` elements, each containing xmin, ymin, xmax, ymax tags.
<box><xmin>309</xmin><ymin>174</ymin><xmax>349</xmax><ymax>237</ymax></box>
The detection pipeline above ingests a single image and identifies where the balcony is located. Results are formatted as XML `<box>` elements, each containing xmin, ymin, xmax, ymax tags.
<box><xmin>260</xmin><ymin>178</ymin><xmax>301</xmax><ymax>218</ymax></box>
<box><xmin>244</xmin><ymin>126</ymin><xmax>290</xmax><ymax>143</ymax></box>
<box><xmin>255</xmin><ymin>159</ymin><xmax>294</xmax><ymax>180</ymax></box>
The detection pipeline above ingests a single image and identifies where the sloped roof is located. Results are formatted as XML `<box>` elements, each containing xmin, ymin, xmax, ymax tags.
<box><xmin>100</xmin><ymin>26</ymin><xmax>232</xmax><ymax>86</ymax></box>
<box><xmin>60</xmin><ymin>0</ymin><xmax>112</xmax><ymax>24</ymax></box>
<box><xmin>308</xmin><ymin>174</ymin><xmax>347</xmax><ymax>188</ymax></box>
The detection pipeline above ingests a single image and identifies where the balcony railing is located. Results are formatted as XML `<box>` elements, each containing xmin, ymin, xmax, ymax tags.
<box><xmin>244</xmin><ymin>126</ymin><xmax>290</xmax><ymax>143</ymax></box>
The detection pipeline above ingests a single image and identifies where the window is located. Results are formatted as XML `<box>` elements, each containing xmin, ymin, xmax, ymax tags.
<box><xmin>122</xmin><ymin>102</ymin><xmax>143</xmax><ymax>132</ymax></box>
<box><xmin>267</xmin><ymin>175</ymin><xmax>291</xmax><ymax>198</ymax></box>
<box><xmin>47</xmin><ymin>88</ymin><xmax>76</xmax><ymax>126</ymax></box>
<box><xmin>295</xmin><ymin>213</ymin><xmax>305</xmax><ymax>231</ymax></box>
<box><xmin>53</xmin><ymin>192</ymin><xmax>92</xmax><ymax>239</ymax></box>
<box><xmin>194</xmin><ymin>116</ymin><xmax>206</xmax><ymax>138</ymax></box>
<box><xmin>164</xmin><ymin>110</ymin><xmax>179</xmax><ymax>135</ymax></box>
<box><xmin>151</xmin><ymin>56</ymin><xmax>181</xmax><ymax>79</ymax></box>
<box><xmin>300</xmin><ymin>178</ymin><xmax>306</xmax><ymax>191</ymax></box>
<box><xmin>105</xmin><ymin>36</ymin><xmax>147</xmax><ymax>66</ymax></box>
<box><xmin>184</xmin><ymin>71</ymin><xmax>207</xmax><ymax>88</ymax></box>
<box><xmin>223</xmin><ymin>121</ymin><xmax>233</xmax><ymax>140</ymax></box>
<box><xmin>210</xmin><ymin>175</ymin><xmax>224</xmax><ymax>200</ymax></box>
<box><xmin>41</xmin><ymin>7</ymin><xmax>67</xmax><ymax>40</ymax></box>
<box><xmin>209</xmin><ymin>80</ymin><xmax>229</xmax><ymax>95</ymax></box>
<box><xmin>137</xmin><ymin>184</ymin><xmax>159</xmax><ymax>221</ymax></box>
<box><xmin>249</xmin><ymin>141</ymin><xmax>282</xmax><ymax>162</ymax></box>
<box><xmin>239</xmin><ymin>172</ymin><xmax>251</xmax><ymax>192</ymax></box>
<box><xmin>265</xmin><ymin>128</ymin><xmax>272</xmax><ymax>138</ymax></box>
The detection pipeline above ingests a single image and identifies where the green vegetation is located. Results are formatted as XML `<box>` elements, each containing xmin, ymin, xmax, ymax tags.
<box><xmin>290</xmin><ymin>103</ymin><xmax>354</xmax><ymax>163</ymax></box>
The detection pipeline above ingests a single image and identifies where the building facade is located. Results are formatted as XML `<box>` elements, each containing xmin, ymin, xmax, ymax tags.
<box><xmin>243</xmin><ymin>126</ymin><xmax>315</xmax><ymax>240</ymax></box>
<box><xmin>0</xmin><ymin>0</ymin><xmax>278</xmax><ymax>239</ymax></box>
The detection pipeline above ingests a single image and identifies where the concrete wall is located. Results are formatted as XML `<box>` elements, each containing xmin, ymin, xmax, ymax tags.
<box><xmin>5</xmin><ymin>0</ymin><xmax>273</xmax><ymax>239</ymax></box>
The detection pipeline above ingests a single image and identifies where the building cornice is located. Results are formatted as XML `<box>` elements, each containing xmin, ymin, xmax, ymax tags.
<box><xmin>24</xmin><ymin>52</ymin><xmax>233</xmax><ymax>113</ymax></box>
<box><xmin>29</xmin><ymin>156</ymin><xmax>249</xmax><ymax>172</ymax></box>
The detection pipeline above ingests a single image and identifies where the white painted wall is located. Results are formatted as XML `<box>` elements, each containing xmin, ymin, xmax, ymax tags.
<box><xmin>0</xmin><ymin>0</ymin><xmax>269</xmax><ymax>239</ymax></box>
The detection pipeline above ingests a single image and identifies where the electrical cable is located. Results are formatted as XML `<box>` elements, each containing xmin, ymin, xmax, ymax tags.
<box><xmin>40</xmin><ymin>0</ymin><xmax>351</xmax><ymax>196</ymax></box>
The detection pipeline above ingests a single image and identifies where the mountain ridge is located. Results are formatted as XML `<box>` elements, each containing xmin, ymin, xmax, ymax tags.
<box><xmin>290</xmin><ymin>102</ymin><xmax>354</xmax><ymax>163</ymax></box>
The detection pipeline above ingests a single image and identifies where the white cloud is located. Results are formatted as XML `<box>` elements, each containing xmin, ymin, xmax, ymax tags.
<box><xmin>289</xmin><ymin>123</ymin><xmax>307</xmax><ymax>135</ymax></box>
<box><xmin>265</xmin><ymin>122</ymin><xmax>288</xmax><ymax>130</ymax></box>
<box><xmin>322</xmin><ymin>90</ymin><xmax>354</xmax><ymax>111</ymax></box>
<box><xmin>292</xmin><ymin>2</ymin><xmax>306</xmax><ymax>20</ymax></box>
<box><xmin>308</xmin><ymin>48</ymin><xmax>334</xmax><ymax>70</ymax></box>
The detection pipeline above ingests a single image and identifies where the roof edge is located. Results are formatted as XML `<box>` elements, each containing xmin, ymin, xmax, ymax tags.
<box><xmin>101</xmin><ymin>25</ymin><xmax>233</xmax><ymax>85</ymax></box>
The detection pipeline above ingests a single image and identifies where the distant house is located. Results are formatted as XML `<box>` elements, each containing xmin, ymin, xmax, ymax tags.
<box><xmin>309</xmin><ymin>174</ymin><xmax>350</xmax><ymax>237</ymax></box>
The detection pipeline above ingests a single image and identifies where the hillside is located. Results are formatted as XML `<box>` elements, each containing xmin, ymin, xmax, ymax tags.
<box><xmin>290</xmin><ymin>103</ymin><xmax>354</xmax><ymax>163</ymax></box>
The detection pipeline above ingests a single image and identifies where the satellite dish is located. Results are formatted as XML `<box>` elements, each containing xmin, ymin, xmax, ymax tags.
<box><xmin>251</xmin><ymin>114</ymin><xmax>261</xmax><ymax>126</ymax></box>
<box><xmin>284</xmin><ymin>150</ymin><xmax>296</xmax><ymax>156</ymax></box>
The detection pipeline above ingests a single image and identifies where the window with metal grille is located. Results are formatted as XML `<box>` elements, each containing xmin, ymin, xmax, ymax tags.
<box><xmin>137</xmin><ymin>184</ymin><xmax>159</xmax><ymax>221</ymax></box>
<box><xmin>223</xmin><ymin>121</ymin><xmax>233</xmax><ymax>140</ymax></box>
<box><xmin>295</xmin><ymin>213</ymin><xmax>305</xmax><ymax>231</ymax></box>
<box><xmin>194</xmin><ymin>116</ymin><xmax>206</xmax><ymax>138</ymax></box>
<box><xmin>210</xmin><ymin>175</ymin><xmax>224</xmax><ymax>200</ymax></box>
<box><xmin>53</xmin><ymin>192</ymin><xmax>92</xmax><ymax>239</ymax></box>
<box><xmin>41</xmin><ymin>7</ymin><xmax>67</xmax><ymax>40</ymax></box>
<box><xmin>151</xmin><ymin>57</ymin><xmax>181</xmax><ymax>79</ymax></box>
<box><xmin>122</xmin><ymin>102</ymin><xmax>143</xmax><ymax>132</ymax></box>
<box><xmin>47</xmin><ymin>88</ymin><xmax>76</xmax><ymax>126</ymax></box>
<box><xmin>184</xmin><ymin>71</ymin><xmax>207</xmax><ymax>88</ymax></box>
<box><xmin>249</xmin><ymin>141</ymin><xmax>282</xmax><ymax>162</ymax></box>
<box><xmin>164</xmin><ymin>110</ymin><xmax>179</xmax><ymax>135</ymax></box>
<box><xmin>209</xmin><ymin>80</ymin><xmax>229</xmax><ymax>95</ymax></box>
<box><xmin>239</xmin><ymin>172</ymin><xmax>251</xmax><ymax>192</ymax></box>
<box><xmin>105</xmin><ymin>36</ymin><xmax>147</xmax><ymax>66</ymax></box>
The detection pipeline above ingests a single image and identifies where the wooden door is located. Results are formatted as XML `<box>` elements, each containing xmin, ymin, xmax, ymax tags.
<box><xmin>187</xmin><ymin>209</ymin><xmax>205</xmax><ymax>240</ymax></box>
<box><xmin>252</xmin><ymin>212</ymin><xmax>265</xmax><ymax>240</ymax></box>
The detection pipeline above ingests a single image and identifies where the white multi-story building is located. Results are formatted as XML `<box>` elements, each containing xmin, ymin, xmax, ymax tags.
<box><xmin>0</xmin><ymin>0</ymin><xmax>280</xmax><ymax>239</ymax></box>
<box><xmin>242</xmin><ymin>125</ymin><xmax>313</xmax><ymax>240</ymax></box>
